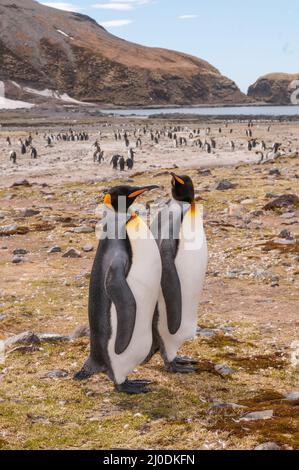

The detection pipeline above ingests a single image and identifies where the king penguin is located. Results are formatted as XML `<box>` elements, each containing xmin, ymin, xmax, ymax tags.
<box><xmin>75</xmin><ymin>185</ymin><xmax>162</xmax><ymax>394</ymax></box>
<box><xmin>148</xmin><ymin>173</ymin><xmax>208</xmax><ymax>373</ymax></box>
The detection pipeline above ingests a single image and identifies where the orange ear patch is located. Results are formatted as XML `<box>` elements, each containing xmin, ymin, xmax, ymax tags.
<box><xmin>128</xmin><ymin>189</ymin><xmax>147</xmax><ymax>199</ymax></box>
<box><xmin>174</xmin><ymin>175</ymin><xmax>185</xmax><ymax>185</ymax></box>
<box><xmin>104</xmin><ymin>194</ymin><xmax>112</xmax><ymax>206</ymax></box>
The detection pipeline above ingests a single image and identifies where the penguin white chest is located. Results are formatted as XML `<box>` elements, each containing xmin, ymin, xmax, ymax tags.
<box><xmin>108</xmin><ymin>216</ymin><xmax>162</xmax><ymax>384</ymax></box>
<box><xmin>158</xmin><ymin>205</ymin><xmax>208</xmax><ymax>363</ymax></box>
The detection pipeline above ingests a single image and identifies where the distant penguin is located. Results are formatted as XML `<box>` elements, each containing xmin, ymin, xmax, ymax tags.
<box><xmin>9</xmin><ymin>150</ymin><xmax>17</xmax><ymax>164</ymax></box>
<box><xmin>75</xmin><ymin>185</ymin><xmax>162</xmax><ymax>394</ymax></box>
<box><xmin>119</xmin><ymin>156</ymin><xmax>125</xmax><ymax>171</ymax></box>
<box><xmin>147</xmin><ymin>174</ymin><xmax>208</xmax><ymax>373</ymax></box>
<box><xmin>110</xmin><ymin>154</ymin><xmax>119</xmax><ymax>170</ymax></box>
<box><xmin>126</xmin><ymin>157</ymin><xmax>134</xmax><ymax>170</ymax></box>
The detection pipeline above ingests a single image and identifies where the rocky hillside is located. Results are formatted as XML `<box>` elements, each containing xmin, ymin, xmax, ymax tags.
<box><xmin>248</xmin><ymin>73</ymin><xmax>299</xmax><ymax>105</ymax></box>
<box><xmin>0</xmin><ymin>0</ymin><xmax>247</xmax><ymax>106</ymax></box>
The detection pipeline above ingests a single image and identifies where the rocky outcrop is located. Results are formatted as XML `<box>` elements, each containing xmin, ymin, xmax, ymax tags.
<box><xmin>0</xmin><ymin>0</ymin><xmax>247</xmax><ymax>106</ymax></box>
<box><xmin>248</xmin><ymin>73</ymin><xmax>299</xmax><ymax>105</ymax></box>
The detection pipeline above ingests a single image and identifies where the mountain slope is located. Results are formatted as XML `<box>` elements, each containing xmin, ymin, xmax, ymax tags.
<box><xmin>0</xmin><ymin>0</ymin><xmax>247</xmax><ymax>106</ymax></box>
<box><xmin>248</xmin><ymin>73</ymin><xmax>299</xmax><ymax>105</ymax></box>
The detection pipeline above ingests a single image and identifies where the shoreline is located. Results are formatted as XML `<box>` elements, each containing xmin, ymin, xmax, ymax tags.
<box><xmin>1</xmin><ymin>108</ymin><xmax>299</xmax><ymax>128</ymax></box>
<box><xmin>94</xmin><ymin>101</ymin><xmax>297</xmax><ymax>110</ymax></box>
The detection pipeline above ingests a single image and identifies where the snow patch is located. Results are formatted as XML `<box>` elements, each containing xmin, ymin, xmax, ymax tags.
<box><xmin>23</xmin><ymin>87</ymin><xmax>86</xmax><ymax>104</ymax></box>
<box><xmin>24</xmin><ymin>87</ymin><xmax>60</xmax><ymax>98</ymax></box>
<box><xmin>11</xmin><ymin>81</ymin><xmax>22</xmax><ymax>89</ymax></box>
<box><xmin>4</xmin><ymin>82</ymin><xmax>92</xmax><ymax>107</ymax></box>
<box><xmin>56</xmin><ymin>29</ymin><xmax>73</xmax><ymax>39</ymax></box>
<box><xmin>0</xmin><ymin>81</ymin><xmax>34</xmax><ymax>109</ymax></box>
<box><xmin>0</xmin><ymin>96</ymin><xmax>34</xmax><ymax>110</ymax></box>
<box><xmin>59</xmin><ymin>93</ymin><xmax>87</xmax><ymax>104</ymax></box>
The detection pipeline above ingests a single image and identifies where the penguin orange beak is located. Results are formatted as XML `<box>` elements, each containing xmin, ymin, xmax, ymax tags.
<box><xmin>128</xmin><ymin>185</ymin><xmax>159</xmax><ymax>199</ymax></box>
<box><xmin>171</xmin><ymin>173</ymin><xmax>185</xmax><ymax>185</ymax></box>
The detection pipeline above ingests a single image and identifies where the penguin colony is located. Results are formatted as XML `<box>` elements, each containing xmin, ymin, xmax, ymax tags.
<box><xmin>75</xmin><ymin>173</ymin><xmax>208</xmax><ymax>394</ymax></box>
<box><xmin>5</xmin><ymin>120</ymin><xmax>297</xmax><ymax>169</ymax></box>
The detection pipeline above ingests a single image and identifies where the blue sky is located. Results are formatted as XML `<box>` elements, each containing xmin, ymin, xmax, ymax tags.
<box><xmin>40</xmin><ymin>1</ymin><xmax>299</xmax><ymax>92</ymax></box>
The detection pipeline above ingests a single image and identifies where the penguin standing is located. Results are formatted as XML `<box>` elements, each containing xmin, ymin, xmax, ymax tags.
<box><xmin>148</xmin><ymin>174</ymin><xmax>208</xmax><ymax>373</ymax></box>
<box><xmin>75</xmin><ymin>185</ymin><xmax>162</xmax><ymax>394</ymax></box>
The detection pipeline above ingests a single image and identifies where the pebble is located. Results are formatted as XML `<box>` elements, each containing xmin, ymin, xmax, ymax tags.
<box><xmin>209</xmin><ymin>402</ymin><xmax>247</xmax><ymax>411</ymax></box>
<box><xmin>279</xmin><ymin>229</ymin><xmax>294</xmax><ymax>240</ymax></box>
<box><xmin>62</xmin><ymin>249</ymin><xmax>82</xmax><ymax>258</ymax></box>
<box><xmin>5</xmin><ymin>331</ymin><xmax>41</xmax><ymax>348</ymax></box>
<box><xmin>254</xmin><ymin>442</ymin><xmax>281</xmax><ymax>451</ymax></box>
<box><xmin>12</xmin><ymin>256</ymin><xmax>23</xmax><ymax>264</ymax></box>
<box><xmin>63</xmin><ymin>232</ymin><xmax>74</xmax><ymax>237</ymax></box>
<box><xmin>263</xmin><ymin>194</ymin><xmax>299</xmax><ymax>211</ymax></box>
<box><xmin>69</xmin><ymin>325</ymin><xmax>90</xmax><ymax>340</ymax></box>
<box><xmin>18</xmin><ymin>208</ymin><xmax>40</xmax><ymax>218</ymax></box>
<box><xmin>13</xmin><ymin>248</ymin><xmax>28</xmax><ymax>255</ymax></box>
<box><xmin>74</xmin><ymin>225</ymin><xmax>94</xmax><ymax>234</ymax></box>
<box><xmin>45</xmin><ymin>369</ymin><xmax>69</xmax><ymax>379</ymax></box>
<box><xmin>82</xmin><ymin>244</ymin><xmax>94</xmax><ymax>253</ymax></box>
<box><xmin>198</xmin><ymin>169</ymin><xmax>212</xmax><ymax>176</ymax></box>
<box><xmin>240</xmin><ymin>199</ymin><xmax>254</xmax><ymax>205</ymax></box>
<box><xmin>280</xmin><ymin>212</ymin><xmax>295</xmax><ymax>219</ymax></box>
<box><xmin>239</xmin><ymin>410</ymin><xmax>274</xmax><ymax>421</ymax></box>
<box><xmin>197</xmin><ymin>328</ymin><xmax>217</xmax><ymax>338</ymax></box>
<box><xmin>215</xmin><ymin>180</ymin><xmax>237</xmax><ymax>191</ymax></box>
<box><xmin>11</xmin><ymin>179</ymin><xmax>31</xmax><ymax>187</ymax></box>
<box><xmin>38</xmin><ymin>333</ymin><xmax>69</xmax><ymax>343</ymax></box>
<box><xmin>284</xmin><ymin>392</ymin><xmax>299</xmax><ymax>405</ymax></box>
<box><xmin>48</xmin><ymin>246</ymin><xmax>62</xmax><ymax>254</ymax></box>
<box><xmin>0</xmin><ymin>224</ymin><xmax>19</xmax><ymax>236</ymax></box>
<box><xmin>269</xmin><ymin>169</ymin><xmax>281</xmax><ymax>176</ymax></box>
<box><xmin>214</xmin><ymin>364</ymin><xmax>235</xmax><ymax>377</ymax></box>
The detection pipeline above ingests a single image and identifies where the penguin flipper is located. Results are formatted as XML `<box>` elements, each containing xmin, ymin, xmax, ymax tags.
<box><xmin>160</xmin><ymin>241</ymin><xmax>182</xmax><ymax>335</ymax></box>
<box><xmin>105</xmin><ymin>259</ymin><xmax>136</xmax><ymax>355</ymax></box>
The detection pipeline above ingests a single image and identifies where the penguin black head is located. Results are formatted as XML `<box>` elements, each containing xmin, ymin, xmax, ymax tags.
<box><xmin>104</xmin><ymin>185</ymin><xmax>159</xmax><ymax>212</ymax></box>
<box><xmin>171</xmin><ymin>173</ymin><xmax>195</xmax><ymax>204</ymax></box>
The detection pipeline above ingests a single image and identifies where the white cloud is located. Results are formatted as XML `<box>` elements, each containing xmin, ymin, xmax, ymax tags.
<box><xmin>92</xmin><ymin>3</ymin><xmax>134</xmax><ymax>10</ymax></box>
<box><xmin>178</xmin><ymin>14</ymin><xmax>198</xmax><ymax>19</ymax></box>
<box><xmin>41</xmin><ymin>2</ymin><xmax>82</xmax><ymax>12</ymax></box>
<box><xmin>101</xmin><ymin>19</ymin><xmax>133</xmax><ymax>27</ymax></box>
<box><xmin>92</xmin><ymin>1</ymin><xmax>152</xmax><ymax>10</ymax></box>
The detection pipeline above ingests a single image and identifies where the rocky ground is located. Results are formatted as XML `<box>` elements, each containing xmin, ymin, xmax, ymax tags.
<box><xmin>0</xmin><ymin>118</ymin><xmax>298</xmax><ymax>450</ymax></box>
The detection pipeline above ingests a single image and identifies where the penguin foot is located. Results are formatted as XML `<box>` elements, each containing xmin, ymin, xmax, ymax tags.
<box><xmin>74</xmin><ymin>359</ymin><xmax>106</xmax><ymax>381</ymax></box>
<box><xmin>116</xmin><ymin>379</ymin><xmax>151</xmax><ymax>395</ymax></box>
<box><xmin>166</xmin><ymin>362</ymin><xmax>196</xmax><ymax>374</ymax></box>
<box><xmin>174</xmin><ymin>356</ymin><xmax>198</xmax><ymax>366</ymax></box>
<box><xmin>74</xmin><ymin>368</ymin><xmax>93</xmax><ymax>381</ymax></box>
